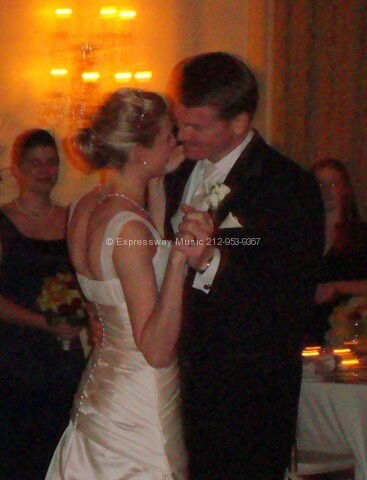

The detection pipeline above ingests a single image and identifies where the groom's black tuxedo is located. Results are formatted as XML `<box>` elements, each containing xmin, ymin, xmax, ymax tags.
<box><xmin>165</xmin><ymin>132</ymin><xmax>324</xmax><ymax>480</ymax></box>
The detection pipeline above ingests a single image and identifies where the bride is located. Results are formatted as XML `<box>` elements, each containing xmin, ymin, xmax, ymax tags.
<box><xmin>46</xmin><ymin>88</ymin><xmax>188</xmax><ymax>479</ymax></box>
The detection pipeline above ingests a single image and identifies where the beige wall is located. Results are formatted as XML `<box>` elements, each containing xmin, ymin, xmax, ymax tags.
<box><xmin>0</xmin><ymin>0</ymin><xmax>272</xmax><ymax>204</ymax></box>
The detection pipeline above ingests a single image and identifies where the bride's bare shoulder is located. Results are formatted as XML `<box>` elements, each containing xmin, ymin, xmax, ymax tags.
<box><xmin>72</xmin><ymin>186</ymin><xmax>103</xmax><ymax>216</ymax></box>
<box><xmin>67</xmin><ymin>188</ymin><xmax>104</xmax><ymax>276</ymax></box>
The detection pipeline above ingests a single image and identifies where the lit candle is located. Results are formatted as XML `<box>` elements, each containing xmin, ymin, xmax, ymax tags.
<box><xmin>120</xmin><ymin>10</ymin><xmax>137</xmax><ymax>20</ymax></box>
<box><xmin>134</xmin><ymin>71</ymin><xmax>152</xmax><ymax>82</ymax></box>
<box><xmin>82</xmin><ymin>72</ymin><xmax>100</xmax><ymax>83</ymax></box>
<box><xmin>114</xmin><ymin>72</ymin><xmax>133</xmax><ymax>83</ymax></box>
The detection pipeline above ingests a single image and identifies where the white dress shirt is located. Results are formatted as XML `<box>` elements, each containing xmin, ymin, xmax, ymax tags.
<box><xmin>171</xmin><ymin>129</ymin><xmax>254</xmax><ymax>293</ymax></box>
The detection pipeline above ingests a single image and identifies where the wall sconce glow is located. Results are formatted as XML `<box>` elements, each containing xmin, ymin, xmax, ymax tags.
<box><xmin>50</xmin><ymin>69</ymin><xmax>68</xmax><ymax>77</ymax></box>
<box><xmin>55</xmin><ymin>8</ymin><xmax>72</xmax><ymax>18</ymax></box>
<box><xmin>100</xmin><ymin>6</ymin><xmax>118</xmax><ymax>18</ymax></box>
<box><xmin>82</xmin><ymin>72</ymin><xmax>100</xmax><ymax>82</ymax></box>
<box><xmin>135</xmin><ymin>71</ymin><xmax>152</xmax><ymax>81</ymax></box>
<box><xmin>115</xmin><ymin>72</ymin><xmax>133</xmax><ymax>82</ymax></box>
<box><xmin>120</xmin><ymin>10</ymin><xmax>137</xmax><ymax>20</ymax></box>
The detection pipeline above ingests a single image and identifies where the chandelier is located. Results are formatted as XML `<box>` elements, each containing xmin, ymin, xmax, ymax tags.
<box><xmin>39</xmin><ymin>6</ymin><xmax>152</xmax><ymax>133</ymax></box>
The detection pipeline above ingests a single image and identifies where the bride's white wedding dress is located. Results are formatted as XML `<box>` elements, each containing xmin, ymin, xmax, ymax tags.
<box><xmin>46</xmin><ymin>212</ymin><xmax>188</xmax><ymax>479</ymax></box>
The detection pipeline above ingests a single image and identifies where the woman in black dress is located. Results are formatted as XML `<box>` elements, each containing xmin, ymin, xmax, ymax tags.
<box><xmin>0</xmin><ymin>129</ymin><xmax>85</xmax><ymax>479</ymax></box>
<box><xmin>305</xmin><ymin>158</ymin><xmax>367</xmax><ymax>345</ymax></box>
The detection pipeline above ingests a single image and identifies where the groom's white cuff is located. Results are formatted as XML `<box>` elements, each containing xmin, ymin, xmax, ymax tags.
<box><xmin>192</xmin><ymin>248</ymin><xmax>221</xmax><ymax>294</ymax></box>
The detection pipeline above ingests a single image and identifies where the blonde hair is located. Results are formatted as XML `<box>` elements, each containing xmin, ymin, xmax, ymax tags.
<box><xmin>75</xmin><ymin>88</ymin><xmax>168</xmax><ymax>170</ymax></box>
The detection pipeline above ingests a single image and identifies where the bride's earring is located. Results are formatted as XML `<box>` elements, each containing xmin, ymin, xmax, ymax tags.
<box><xmin>143</xmin><ymin>161</ymin><xmax>148</xmax><ymax>165</ymax></box>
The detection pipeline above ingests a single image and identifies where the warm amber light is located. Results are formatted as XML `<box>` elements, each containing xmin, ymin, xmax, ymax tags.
<box><xmin>82</xmin><ymin>72</ymin><xmax>100</xmax><ymax>82</ymax></box>
<box><xmin>114</xmin><ymin>72</ymin><xmax>133</xmax><ymax>82</ymax></box>
<box><xmin>333</xmin><ymin>348</ymin><xmax>352</xmax><ymax>354</ymax></box>
<box><xmin>50</xmin><ymin>69</ymin><xmax>68</xmax><ymax>77</ymax></box>
<box><xmin>341</xmin><ymin>359</ymin><xmax>359</xmax><ymax>366</ymax></box>
<box><xmin>120</xmin><ymin>10</ymin><xmax>136</xmax><ymax>20</ymax></box>
<box><xmin>134</xmin><ymin>71</ymin><xmax>152</xmax><ymax>81</ymax></box>
<box><xmin>302</xmin><ymin>351</ymin><xmax>320</xmax><ymax>357</ymax></box>
<box><xmin>55</xmin><ymin>8</ymin><xmax>72</xmax><ymax>18</ymax></box>
<box><xmin>100</xmin><ymin>6</ymin><xmax>118</xmax><ymax>18</ymax></box>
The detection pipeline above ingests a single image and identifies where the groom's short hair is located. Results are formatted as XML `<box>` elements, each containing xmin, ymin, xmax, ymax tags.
<box><xmin>168</xmin><ymin>51</ymin><xmax>259</xmax><ymax>120</ymax></box>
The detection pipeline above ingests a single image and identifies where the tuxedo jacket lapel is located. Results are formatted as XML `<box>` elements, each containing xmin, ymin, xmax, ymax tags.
<box><xmin>165</xmin><ymin>131</ymin><xmax>266</xmax><ymax>234</ymax></box>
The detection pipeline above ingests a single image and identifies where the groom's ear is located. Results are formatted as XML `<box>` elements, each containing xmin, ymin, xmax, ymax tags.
<box><xmin>231</xmin><ymin>113</ymin><xmax>251</xmax><ymax>136</ymax></box>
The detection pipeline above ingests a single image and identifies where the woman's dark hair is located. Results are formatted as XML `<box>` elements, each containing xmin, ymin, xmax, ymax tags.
<box><xmin>311</xmin><ymin>158</ymin><xmax>360</xmax><ymax>253</ymax></box>
<box><xmin>11</xmin><ymin>129</ymin><xmax>58</xmax><ymax>168</ymax></box>
<box><xmin>167</xmin><ymin>52</ymin><xmax>259</xmax><ymax>120</ymax></box>
<box><xmin>75</xmin><ymin>88</ymin><xmax>168</xmax><ymax>170</ymax></box>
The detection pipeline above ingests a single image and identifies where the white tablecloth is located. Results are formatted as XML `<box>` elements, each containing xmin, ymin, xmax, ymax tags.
<box><xmin>298</xmin><ymin>379</ymin><xmax>367</xmax><ymax>479</ymax></box>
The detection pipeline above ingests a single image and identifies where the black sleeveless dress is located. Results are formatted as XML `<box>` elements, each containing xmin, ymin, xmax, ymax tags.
<box><xmin>0</xmin><ymin>210</ymin><xmax>86</xmax><ymax>480</ymax></box>
<box><xmin>304</xmin><ymin>222</ymin><xmax>367</xmax><ymax>345</ymax></box>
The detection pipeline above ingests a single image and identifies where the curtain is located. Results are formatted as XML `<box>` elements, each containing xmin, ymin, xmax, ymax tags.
<box><xmin>272</xmin><ymin>0</ymin><xmax>367</xmax><ymax>217</ymax></box>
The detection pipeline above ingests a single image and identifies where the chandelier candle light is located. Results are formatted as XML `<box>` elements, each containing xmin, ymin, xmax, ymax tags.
<box><xmin>40</xmin><ymin>5</ymin><xmax>152</xmax><ymax>132</ymax></box>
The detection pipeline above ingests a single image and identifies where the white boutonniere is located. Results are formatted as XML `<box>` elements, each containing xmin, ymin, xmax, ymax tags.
<box><xmin>205</xmin><ymin>183</ymin><xmax>231</xmax><ymax>210</ymax></box>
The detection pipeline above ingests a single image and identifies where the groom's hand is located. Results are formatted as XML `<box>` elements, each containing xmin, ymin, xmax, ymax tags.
<box><xmin>177</xmin><ymin>204</ymin><xmax>216</xmax><ymax>270</ymax></box>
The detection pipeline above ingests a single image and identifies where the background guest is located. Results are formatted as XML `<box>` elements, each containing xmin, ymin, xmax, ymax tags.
<box><xmin>306</xmin><ymin>158</ymin><xmax>367</xmax><ymax>345</ymax></box>
<box><xmin>0</xmin><ymin>129</ymin><xmax>85</xmax><ymax>480</ymax></box>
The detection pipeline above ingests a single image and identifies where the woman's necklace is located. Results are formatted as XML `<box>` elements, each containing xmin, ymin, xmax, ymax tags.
<box><xmin>100</xmin><ymin>193</ymin><xmax>153</xmax><ymax>220</ymax></box>
<box><xmin>14</xmin><ymin>198</ymin><xmax>55</xmax><ymax>221</ymax></box>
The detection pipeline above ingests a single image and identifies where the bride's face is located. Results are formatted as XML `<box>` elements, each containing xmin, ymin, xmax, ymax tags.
<box><xmin>144</xmin><ymin>115</ymin><xmax>176</xmax><ymax>177</ymax></box>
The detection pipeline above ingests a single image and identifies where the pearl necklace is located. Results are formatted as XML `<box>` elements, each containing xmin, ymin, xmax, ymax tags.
<box><xmin>100</xmin><ymin>193</ymin><xmax>153</xmax><ymax>220</ymax></box>
<box><xmin>14</xmin><ymin>198</ymin><xmax>55</xmax><ymax>221</ymax></box>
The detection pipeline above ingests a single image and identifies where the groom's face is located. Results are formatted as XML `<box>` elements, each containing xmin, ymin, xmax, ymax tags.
<box><xmin>174</xmin><ymin>104</ymin><xmax>247</xmax><ymax>164</ymax></box>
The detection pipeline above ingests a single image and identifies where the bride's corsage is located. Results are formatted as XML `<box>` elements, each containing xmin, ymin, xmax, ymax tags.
<box><xmin>205</xmin><ymin>183</ymin><xmax>231</xmax><ymax>210</ymax></box>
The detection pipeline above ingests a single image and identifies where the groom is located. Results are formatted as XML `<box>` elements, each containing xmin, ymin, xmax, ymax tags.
<box><xmin>165</xmin><ymin>52</ymin><xmax>324</xmax><ymax>479</ymax></box>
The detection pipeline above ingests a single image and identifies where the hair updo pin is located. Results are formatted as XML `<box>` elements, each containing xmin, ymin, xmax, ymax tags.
<box><xmin>135</xmin><ymin>89</ymin><xmax>146</xmax><ymax>129</ymax></box>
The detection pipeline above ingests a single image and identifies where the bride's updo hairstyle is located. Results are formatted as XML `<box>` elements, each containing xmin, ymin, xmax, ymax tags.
<box><xmin>75</xmin><ymin>88</ymin><xmax>168</xmax><ymax>170</ymax></box>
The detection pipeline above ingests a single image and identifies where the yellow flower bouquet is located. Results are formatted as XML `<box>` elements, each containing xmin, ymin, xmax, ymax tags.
<box><xmin>37</xmin><ymin>272</ymin><xmax>88</xmax><ymax>349</ymax></box>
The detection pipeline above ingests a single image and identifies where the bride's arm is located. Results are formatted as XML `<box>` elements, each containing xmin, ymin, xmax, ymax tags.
<box><xmin>113</xmin><ymin>220</ymin><xmax>187</xmax><ymax>368</ymax></box>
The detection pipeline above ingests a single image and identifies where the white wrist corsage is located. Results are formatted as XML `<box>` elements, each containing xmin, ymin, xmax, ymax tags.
<box><xmin>205</xmin><ymin>183</ymin><xmax>231</xmax><ymax>210</ymax></box>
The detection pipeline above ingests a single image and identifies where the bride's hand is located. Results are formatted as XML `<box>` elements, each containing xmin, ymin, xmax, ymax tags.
<box><xmin>165</xmin><ymin>145</ymin><xmax>185</xmax><ymax>174</ymax></box>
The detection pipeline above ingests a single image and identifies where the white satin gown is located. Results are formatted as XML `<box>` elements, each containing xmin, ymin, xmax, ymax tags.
<box><xmin>46</xmin><ymin>212</ymin><xmax>188</xmax><ymax>479</ymax></box>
